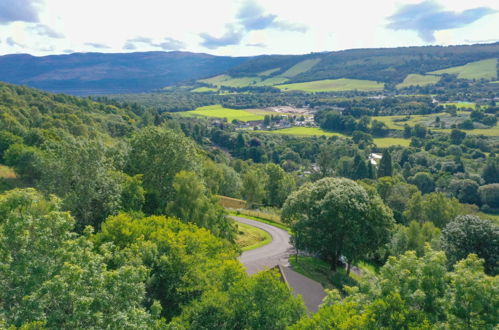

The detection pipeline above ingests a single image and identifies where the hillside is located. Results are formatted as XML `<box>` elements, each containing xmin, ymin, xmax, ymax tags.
<box><xmin>0</xmin><ymin>51</ymin><xmax>249</xmax><ymax>95</ymax></box>
<box><xmin>225</xmin><ymin>43</ymin><xmax>499</xmax><ymax>86</ymax></box>
<box><xmin>1</xmin><ymin>43</ymin><xmax>498</xmax><ymax>95</ymax></box>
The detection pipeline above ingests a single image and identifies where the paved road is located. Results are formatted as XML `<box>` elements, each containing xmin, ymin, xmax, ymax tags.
<box><xmin>232</xmin><ymin>216</ymin><xmax>294</xmax><ymax>274</ymax></box>
<box><xmin>233</xmin><ymin>216</ymin><xmax>327</xmax><ymax>312</ymax></box>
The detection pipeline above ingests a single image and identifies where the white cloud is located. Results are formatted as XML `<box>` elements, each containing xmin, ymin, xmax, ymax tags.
<box><xmin>0</xmin><ymin>0</ymin><xmax>497</xmax><ymax>56</ymax></box>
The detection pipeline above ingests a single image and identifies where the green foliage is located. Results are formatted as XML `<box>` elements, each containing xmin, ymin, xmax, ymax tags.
<box><xmin>173</xmin><ymin>270</ymin><xmax>306</xmax><ymax>329</ymax></box>
<box><xmin>410</xmin><ymin>172</ymin><xmax>435</xmax><ymax>194</ymax></box>
<box><xmin>4</xmin><ymin>143</ymin><xmax>42</xmax><ymax>183</ymax></box>
<box><xmin>479</xmin><ymin>184</ymin><xmax>499</xmax><ymax>209</ymax></box>
<box><xmin>377</xmin><ymin>150</ymin><xmax>393</xmax><ymax>177</ymax></box>
<box><xmin>127</xmin><ymin>126</ymin><xmax>201</xmax><ymax>214</ymax></box>
<box><xmin>293</xmin><ymin>249</ymin><xmax>499</xmax><ymax>329</ymax></box>
<box><xmin>0</xmin><ymin>189</ymin><xmax>158</xmax><ymax>329</ymax></box>
<box><xmin>282</xmin><ymin>177</ymin><xmax>394</xmax><ymax>270</ymax></box>
<box><xmin>404</xmin><ymin>192</ymin><xmax>464</xmax><ymax>228</ymax></box>
<box><xmin>264</xmin><ymin>163</ymin><xmax>295</xmax><ymax>207</ymax></box>
<box><xmin>442</xmin><ymin>215</ymin><xmax>499</xmax><ymax>275</ymax></box>
<box><xmin>167</xmin><ymin>171</ymin><xmax>236</xmax><ymax>241</ymax></box>
<box><xmin>0</xmin><ymin>130</ymin><xmax>22</xmax><ymax>161</ymax></box>
<box><xmin>37</xmin><ymin>138</ymin><xmax>124</xmax><ymax>229</ymax></box>
<box><xmin>389</xmin><ymin>221</ymin><xmax>441</xmax><ymax>257</ymax></box>
<box><xmin>242</xmin><ymin>167</ymin><xmax>266</xmax><ymax>208</ymax></box>
<box><xmin>93</xmin><ymin>213</ymin><xmax>240</xmax><ymax>319</ymax></box>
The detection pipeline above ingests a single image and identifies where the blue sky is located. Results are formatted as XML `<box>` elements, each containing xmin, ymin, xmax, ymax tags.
<box><xmin>0</xmin><ymin>0</ymin><xmax>498</xmax><ymax>56</ymax></box>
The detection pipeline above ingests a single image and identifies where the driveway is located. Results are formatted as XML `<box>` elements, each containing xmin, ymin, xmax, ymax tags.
<box><xmin>232</xmin><ymin>216</ymin><xmax>326</xmax><ymax>312</ymax></box>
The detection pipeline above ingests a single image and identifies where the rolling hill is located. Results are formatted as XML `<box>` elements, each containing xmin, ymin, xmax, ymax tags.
<box><xmin>0</xmin><ymin>51</ymin><xmax>249</xmax><ymax>95</ymax></box>
<box><xmin>1</xmin><ymin>43</ymin><xmax>498</xmax><ymax>95</ymax></box>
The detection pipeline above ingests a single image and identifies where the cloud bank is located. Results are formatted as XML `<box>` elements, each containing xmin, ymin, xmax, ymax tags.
<box><xmin>0</xmin><ymin>0</ymin><xmax>40</xmax><ymax>24</ymax></box>
<box><xmin>123</xmin><ymin>36</ymin><xmax>186</xmax><ymax>51</ymax></box>
<box><xmin>199</xmin><ymin>0</ymin><xmax>308</xmax><ymax>49</ymax></box>
<box><xmin>387</xmin><ymin>1</ymin><xmax>497</xmax><ymax>42</ymax></box>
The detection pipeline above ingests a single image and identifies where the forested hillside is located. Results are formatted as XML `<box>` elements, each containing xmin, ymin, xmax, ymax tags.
<box><xmin>227</xmin><ymin>43</ymin><xmax>499</xmax><ymax>84</ymax></box>
<box><xmin>0</xmin><ymin>81</ymin><xmax>498</xmax><ymax>328</ymax></box>
<box><xmin>0</xmin><ymin>52</ymin><xmax>249</xmax><ymax>94</ymax></box>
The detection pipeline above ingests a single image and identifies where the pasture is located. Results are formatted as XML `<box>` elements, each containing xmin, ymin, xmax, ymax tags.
<box><xmin>373</xmin><ymin>137</ymin><xmax>411</xmax><ymax>147</ymax></box>
<box><xmin>281</xmin><ymin>58</ymin><xmax>321</xmax><ymax>77</ymax></box>
<box><xmin>191</xmin><ymin>86</ymin><xmax>218</xmax><ymax>93</ymax></box>
<box><xmin>182</xmin><ymin>105</ymin><xmax>270</xmax><ymax>122</ymax></box>
<box><xmin>276</xmin><ymin>78</ymin><xmax>385</xmax><ymax>92</ymax></box>
<box><xmin>258</xmin><ymin>68</ymin><xmax>280</xmax><ymax>76</ymax></box>
<box><xmin>396</xmin><ymin>74</ymin><xmax>440</xmax><ymax>89</ymax></box>
<box><xmin>429</xmin><ymin>58</ymin><xmax>498</xmax><ymax>80</ymax></box>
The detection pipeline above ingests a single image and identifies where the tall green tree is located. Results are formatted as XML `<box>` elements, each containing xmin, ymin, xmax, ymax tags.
<box><xmin>37</xmin><ymin>139</ymin><xmax>123</xmax><ymax>229</ymax></box>
<box><xmin>377</xmin><ymin>150</ymin><xmax>393</xmax><ymax>177</ymax></box>
<box><xmin>127</xmin><ymin>127</ymin><xmax>201</xmax><ymax>214</ymax></box>
<box><xmin>282</xmin><ymin>178</ymin><xmax>394</xmax><ymax>271</ymax></box>
<box><xmin>242</xmin><ymin>167</ymin><xmax>267</xmax><ymax>208</ymax></box>
<box><xmin>442</xmin><ymin>215</ymin><xmax>498</xmax><ymax>275</ymax></box>
<box><xmin>167</xmin><ymin>171</ymin><xmax>236</xmax><ymax>241</ymax></box>
<box><xmin>265</xmin><ymin>163</ymin><xmax>295</xmax><ymax>207</ymax></box>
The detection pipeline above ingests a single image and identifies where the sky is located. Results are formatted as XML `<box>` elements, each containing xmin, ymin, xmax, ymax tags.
<box><xmin>0</xmin><ymin>0</ymin><xmax>498</xmax><ymax>57</ymax></box>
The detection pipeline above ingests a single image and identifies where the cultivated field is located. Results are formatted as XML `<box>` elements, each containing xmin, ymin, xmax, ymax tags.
<box><xmin>276</xmin><ymin>78</ymin><xmax>385</xmax><ymax>92</ymax></box>
<box><xmin>429</xmin><ymin>58</ymin><xmax>498</xmax><ymax>80</ymax></box>
<box><xmin>182</xmin><ymin>105</ymin><xmax>272</xmax><ymax>122</ymax></box>
<box><xmin>396</xmin><ymin>74</ymin><xmax>441</xmax><ymax>89</ymax></box>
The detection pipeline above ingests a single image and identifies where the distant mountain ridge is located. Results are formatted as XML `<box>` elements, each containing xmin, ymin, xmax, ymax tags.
<box><xmin>0</xmin><ymin>51</ymin><xmax>251</xmax><ymax>95</ymax></box>
<box><xmin>0</xmin><ymin>43</ymin><xmax>498</xmax><ymax>95</ymax></box>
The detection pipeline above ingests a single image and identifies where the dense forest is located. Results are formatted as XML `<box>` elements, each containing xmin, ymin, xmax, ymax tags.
<box><xmin>0</xmin><ymin>80</ymin><xmax>498</xmax><ymax>329</ymax></box>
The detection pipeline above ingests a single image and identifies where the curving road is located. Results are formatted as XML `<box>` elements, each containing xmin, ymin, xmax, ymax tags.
<box><xmin>232</xmin><ymin>216</ymin><xmax>294</xmax><ymax>274</ymax></box>
<box><xmin>232</xmin><ymin>216</ymin><xmax>326</xmax><ymax>312</ymax></box>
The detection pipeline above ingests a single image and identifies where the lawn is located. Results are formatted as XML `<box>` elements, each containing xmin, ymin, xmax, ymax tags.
<box><xmin>396</xmin><ymin>74</ymin><xmax>440</xmax><ymax>89</ymax></box>
<box><xmin>236</xmin><ymin>222</ymin><xmax>272</xmax><ymax>251</ymax></box>
<box><xmin>281</xmin><ymin>58</ymin><xmax>321</xmax><ymax>78</ymax></box>
<box><xmin>182</xmin><ymin>105</ymin><xmax>268</xmax><ymax>122</ymax></box>
<box><xmin>276</xmin><ymin>78</ymin><xmax>385</xmax><ymax>92</ymax></box>
<box><xmin>429</xmin><ymin>58</ymin><xmax>498</xmax><ymax>80</ymax></box>
<box><xmin>257</xmin><ymin>127</ymin><xmax>345</xmax><ymax>137</ymax></box>
<box><xmin>373</xmin><ymin>137</ymin><xmax>411</xmax><ymax>147</ymax></box>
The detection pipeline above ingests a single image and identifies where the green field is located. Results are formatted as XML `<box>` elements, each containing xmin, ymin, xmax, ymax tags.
<box><xmin>429</xmin><ymin>58</ymin><xmax>498</xmax><ymax>80</ymax></box>
<box><xmin>183</xmin><ymin>105</ymin><xmax>271</xmax><ymax>122</ymax></box>
<box><xmin>374</xmin><ymin>113</ymin><xmax>499</xmax><ymax>136</ymax></box>
<box><xmin>191</xmin><ymin>86</ymin><xmax>218</xmax><ymax>93</ymax></box>
<box><xmin>276</xmin><ymin>78</ymin><xmax>385</xmax><ymax>92</ymax></box>
<box><xmin>257</xmin><ymin>127</ymin><xmax>344</xmax><ymax>137</ymax></box>
<box><xmin>441</xmin><ymin>102</ymin><xmax>477</xmax><ymax>110</ymax></box>
<box><xmin>396</xmin><ymin>74</ymin><xmax>441</xmax><ymax>89</ymax></box>
<box><xmin>199</xmin><ymin>74</ymin><xmax>262</xmax><ymax>87</ymax></box>
<box><xmin>373</xmin><ymin>137</ymin><xmax>411</xmax><ymax>147</ymax></box>
<box><xmin>258</xmin><ymin>68</ymin><xmax>280</xmax><ymax>76</ymax></box>
<box><xmin>236</xmin><ymin>222</ymin><xmax>272</xmax><ymax>251</ymax></box>
<box><xmin>281</xmin><ymin>58</ymin><xmax>321</xmax><ymax>78</ymax></box>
